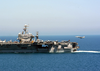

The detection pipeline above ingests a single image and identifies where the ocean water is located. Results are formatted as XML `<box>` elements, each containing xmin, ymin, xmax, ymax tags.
<box><xmin>0</xmin><ymin>35</ymin><xmax>100</xmax><ymax>71</ymax></box>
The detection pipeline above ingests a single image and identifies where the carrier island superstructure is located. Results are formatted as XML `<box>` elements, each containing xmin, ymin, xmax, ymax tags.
<box><xmin>0</xmin><ymin>24</ymin><xmax>79</xmax><ymax>53</ymax></box>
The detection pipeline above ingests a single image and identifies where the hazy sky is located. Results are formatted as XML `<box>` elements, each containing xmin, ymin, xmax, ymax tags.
<box><xmin>0</xmin><ymin>0</ymin><xmax>100</xmax><ymax>36</ymax></box>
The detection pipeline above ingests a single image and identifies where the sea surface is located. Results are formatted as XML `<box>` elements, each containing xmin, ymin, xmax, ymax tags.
<box><xmin>0</xmin><ymin>35</ymin><xmax>100</xmax><ymax>71</ymax></box>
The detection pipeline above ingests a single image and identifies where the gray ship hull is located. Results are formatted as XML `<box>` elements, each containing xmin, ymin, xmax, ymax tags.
<box><xmin>0</xmin><ymin>42</ymin><xmax>79</xmax><ymax>53</ymax></box>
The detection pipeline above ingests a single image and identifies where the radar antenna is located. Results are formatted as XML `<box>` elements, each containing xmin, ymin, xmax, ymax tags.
<box><xmin>36</xmin><ymin>31</ymin><xmax>39</xmax><ymax>40</ymax></box>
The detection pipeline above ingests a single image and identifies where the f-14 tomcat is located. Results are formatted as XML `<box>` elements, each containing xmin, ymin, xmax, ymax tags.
<box><xmin>0</xmin><ymin>24</ymin><xmax>79</xmax><ymax>53</ymax></box>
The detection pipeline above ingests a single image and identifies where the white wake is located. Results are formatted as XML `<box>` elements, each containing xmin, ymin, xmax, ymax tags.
<box><xmin>74</xmin><ymin>50</ymin><xmax>100</xmax><ymax>53</ymax></box>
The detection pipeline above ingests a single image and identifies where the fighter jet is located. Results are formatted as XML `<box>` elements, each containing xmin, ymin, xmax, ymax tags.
<box><xmin>76</xmin><ymin>36</ymin><xmax>85</xmax><ymax>39</ymax></box>
<box><xmin>0</xmin><ymin>40</ymin><xmax>6</xmax><ymax>43</ymax></box>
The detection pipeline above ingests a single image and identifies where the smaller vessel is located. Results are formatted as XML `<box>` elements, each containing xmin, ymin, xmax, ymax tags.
<box><xmin>76</xmin><ymin>36</ymin><xmax>85</xmax><ymax>39</ymax></box>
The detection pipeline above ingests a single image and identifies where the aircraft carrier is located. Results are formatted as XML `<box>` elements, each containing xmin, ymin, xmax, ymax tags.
<box><xmin>0</xmin><ymin>24</ymin><xmax>79</xmax><ymax>53</ymax></box>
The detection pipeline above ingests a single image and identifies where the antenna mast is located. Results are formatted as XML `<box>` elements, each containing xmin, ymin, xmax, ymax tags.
<box><xmin>23</xmin><ymin>24</ymin><xmax>28</xmax><ymax>34</ymax></box>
